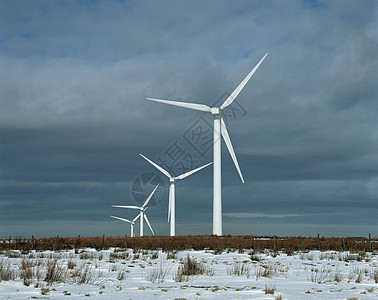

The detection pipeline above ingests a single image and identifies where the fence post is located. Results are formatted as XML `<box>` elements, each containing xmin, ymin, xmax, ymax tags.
<box><xmin>32</xmin><ymin>235</ymin><xmax>35</xmax><ymax>250</ymax></box>
<box><xmin>317</xmin><ymin>233</ymin><xmax>320</xmax><ymax>250</ymax></box>
<box><xmin>299</xmin><ymin>236</ymin><xmax>302</xmax><ymax>250</ymax></box>
<box><xmin>369</xmin><ymin>233</ymin><xmax>371</xmax><ymax>252</ymax></box>
<box><xmin>125</xmin><ymin>234</ymin><xmax>127</xmax><ymax>249</ymax></box>
<box><xmin>198</xmin><ymin>235</ymin><xmax>201</xmax><ymax>249</ymax></box>
<box><xmin>101</xmin><ymin>234</ymin><xmax>105</xmax><ymax>249</ymax></box>
<box><xmin>273</xmin><ymin>236</ymin><xmax>276</xmax><ymax>251</ymax></box>
<box><xmin>342</xmin><ymin>237</ymin><xmax>346</xmax><ymax>251</ymax></box>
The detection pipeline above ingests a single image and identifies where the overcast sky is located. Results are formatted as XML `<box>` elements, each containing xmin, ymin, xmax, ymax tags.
<box><xmin>1</xmin><ymin>0</ymin><xmax>378</xmax><ymax>238</ymax></box>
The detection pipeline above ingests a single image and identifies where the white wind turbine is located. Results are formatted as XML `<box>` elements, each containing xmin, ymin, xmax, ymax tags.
<box><xmin>147</xmin><ymin>53</ymin><xmax>268</xmax><ymax>236</ymax></box>
<box><xmin>110</xmin><ymin>214</ymin><xmax>140</xmax><ymax>237</ymax></box>
<box><xmin>139</xmin><ymin>153</ymin><xmax>212</xmax><ymax>237</ymax></box>
<box><xmin>112</xmin><ymin>184</ymin><xmax>159</xmax><ymax>237</ymax></box>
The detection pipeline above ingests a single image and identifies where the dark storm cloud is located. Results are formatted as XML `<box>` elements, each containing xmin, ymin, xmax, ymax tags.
<box><xmin>1</xmin><ymin>0</ymin><xmax>378</xmax><ymax>237</ymax></box>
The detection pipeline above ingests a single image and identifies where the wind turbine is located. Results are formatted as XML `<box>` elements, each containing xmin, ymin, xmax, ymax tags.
<box><xmin>147</xmin><ymin>53</ymin><xmax>268</xmax><ymax>236</ymax></box>
<box><xmin>139</xmin><ymin>153</ymin><xmax>212</xmax><ymax>237</ymax></box>
<box><xmin>112</xmin><ymin>184</ymin><xmax>159</xmax><ymax>236</ymax></box>
<box><xmin>110</xmin><ymin>214</ymin><xmax>140</xmax><ymax>237</ymax></box>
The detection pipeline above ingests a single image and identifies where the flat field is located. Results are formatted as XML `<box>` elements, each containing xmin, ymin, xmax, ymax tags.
<box><xmin>1</xmin><ymin>247</ymin><xmax>378</xmax><ymax>299</ymax></box>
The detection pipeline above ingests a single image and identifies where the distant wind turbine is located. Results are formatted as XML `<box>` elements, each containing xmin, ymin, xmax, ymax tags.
<box><xmin>139</xmin><ymin>153</ymin><xmax>212</xmax><ymax>237</ymax></box>
<box><xmin>112</xmin><ymin>184</ymin><xmax>159</xmax><ymax>237</ymax></box>
<box><xmin>110</xmin><ymin>214</ymin><xmax>140</xmax><ymax>237</ymax></box>
<box><xmin>147</xmin><ymin>53</ymin><xmax>268</xmax><ymax>236</ymax></box>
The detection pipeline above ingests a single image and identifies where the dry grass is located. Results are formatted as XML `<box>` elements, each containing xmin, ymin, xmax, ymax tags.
<box><xmin>19</xmin><ymin>259</ymin><xmax>34</xmax><ymax>286</ymax></box>
<box><xmin>178</xmin><ymin>255</ymin><xmax>206</xmax><ymax>276</ymax></box>
<box><xmin>147</xmin><ymin>261</ymin><xmax>169</xmax><ymax>283</ymax></box>
<box><xmin>355</xmin><ymin>269</ymin><xmax>363</xmax><ymax>283</ymax></box>
<box><xmin>0</xmin><ymin>258</ymin><xmax>16</xmax><ymax>281</ymax></box>
<box><xmin>67</xmin><ymin>260</ymin><xmax>76</xmax><ymax>269</ymax></box>
<box><xmin>371</xmin><ymin>268</ymin><xmax>378</xmax><ymax>283</ymax></box>
<box><xmin>249</xmin><ymin>250</ymin><xmax>261</xmax><ymax>262</ymax></box>
<box><xmin>78</xmin><ymin>266</ymin><xmax>94</xmax><ymax>284</ymax></box>
<box><xmin>44</xmin><ymin>259</ymin><xmax>66</xmax><ymax>284</ymax></box>
<box><xmin>166</xmin><ymin>251</ymin><xmax>177</xmax><ymax>260</ymax></box>
<box><xmin>308</xmin><ymin>267</ymin><xmax>330</xmax><ymax>284</ymax></box>
<box><xmin>227</xmin><ymin>261</ymin><xmax>250</xmax><ymax>277</ymax></box>
<box><xmin>264</xmin><ymin>284</ymin><xmax>276</xmax><ymax>294</ymax></box>
<box><xmin>255</xmin><ymin>265</ymin><xmax>275</xmax><ymax>280</ymax></box>
<box><xmin>366</xmin><ymin>286</ymin><xmax>374</xmax><ymax>293</ymax></box>
<box><xmin>1</xmin><ymin>235</ymin><xmax>375</xmax><ymax>252</ymax></box>
<box><xmin>175</xmin><ymin>255</ymin><xmax>213</xmax><ymax>282</ymax></box>
<box><xmin>117</xmin><ymin>268</ymin><xmax>127</xmax><ymax>281</ymax></box>
<box><xmin>333</xmin><ymin>268</ymin><xmax>344</xmax><ymax>282</ymax></box>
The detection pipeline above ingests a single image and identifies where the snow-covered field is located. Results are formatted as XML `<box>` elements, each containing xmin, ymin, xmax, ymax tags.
<box><xmin>1</xmin><ymin>248</ymin><xmax>377</xmax><ymax>299</ymax></box>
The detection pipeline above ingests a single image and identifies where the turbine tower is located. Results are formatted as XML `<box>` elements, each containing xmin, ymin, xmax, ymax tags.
<box><xmin>112</xmin><ymin>184</ymin><xmax>159</xmax><ymax>236</ymax></box>
<box><xmin>139</xmin><ymin>153</ymin><xmax>212</xmax><ymax>237</ymax></box>
<box><xmin>147</xmin><ymin>53</ymin><xmax>268</xmax><ymax>236</ymax></box>
<box><xmin>110</xmin><ymin>214</ymin><xmax>140</xmax><ymax>237</ymax></box>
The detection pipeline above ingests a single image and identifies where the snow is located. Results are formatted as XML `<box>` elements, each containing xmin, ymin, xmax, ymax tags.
<box><xmin>0</xmin><ymin>248</ymin><xmax>377</xmax><ymax>299</ymax></box>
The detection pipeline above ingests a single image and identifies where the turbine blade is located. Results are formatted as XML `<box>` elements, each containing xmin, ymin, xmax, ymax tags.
<box><xmin>112</xmin><ymin>205</ymin><xmax>140</xmax><ymax>210</ymax></box>
<box><xmin>139</xmin><ymin>153</ymin><xmax>171</xmax><ymax>178</ymax></box>
<box><xmin>110</xmin><ymin>215</ymin><xmax>131</xmax><ymax>224</ymax></box>
<box><xmin>175</xmin><ymin>162</ymin><xmax>213</xmax><ymax>180</ymax></box>
<box><xmin>147</xmin><ymin>98</ymin><xmax>212</xmax><ymax>112</ymax></box>
<box><xmin>142</xmin><ymin>184</ymin><xmax>159</xmax><ymax>208</ymax></box>
<box><xmin>221</xmin><ymin>53</ymin><xmax>268</xmax><ymax>110</ymax></box>
<box><xmin>132</xmin><ymin>214</ymin><xmax>140</xmax><ymax>222</ymax></box>
<box><xmin>221</xmin><ymin>117</ymin><xmax>245</xmax><ymax>183</ymax></box>
<box><xmin>144</xmin><ymin>214</ymin><xmax>155</xmax><ymax>235</ymax></box>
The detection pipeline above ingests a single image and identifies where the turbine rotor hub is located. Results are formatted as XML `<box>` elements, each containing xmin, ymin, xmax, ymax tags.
<box><xmin>211</xmin><ymin>107</ymin><xmax>220</xmax><ymax>115</ymax></box>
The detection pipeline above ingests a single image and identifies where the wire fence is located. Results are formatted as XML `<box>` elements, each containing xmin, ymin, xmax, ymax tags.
<box><xmin>1</xmin><ymin>234</ymin><xmax>376</xmax><ymax>252</ymax></box>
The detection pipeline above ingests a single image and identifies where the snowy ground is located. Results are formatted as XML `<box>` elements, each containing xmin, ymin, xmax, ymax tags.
<box><xmin>0</xmin><ymin>248</ymin><xmax>377</xmax><ymax>299</ymax></box>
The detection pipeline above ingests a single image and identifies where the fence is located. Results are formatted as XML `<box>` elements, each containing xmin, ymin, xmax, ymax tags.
<box><xmin>0</xmin><ymin>234</ymin><xmax>376</xmax><ymax>252</ymax></box>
